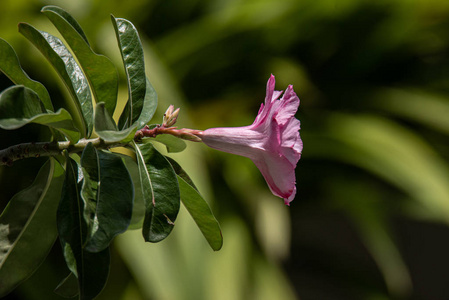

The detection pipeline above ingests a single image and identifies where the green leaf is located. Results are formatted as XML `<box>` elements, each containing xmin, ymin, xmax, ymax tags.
<box><xmin>80</xmin><ymin>144</ymin><xmax>134</xmax><ymax>252</ymax></box>
<box><xmin>94</xmin><ymin>102</ymin><xmax>117</xmax><ymax>132</ymax></box>
<box><xmin>0</xmin><ymin>158</ymin><xmax>65</xmax><ymax>297</ymax></box>
<box><xmin>134</xmin><ymin>77</ymin><xmax>158</xmax><ymax>129</ymax></box>
<box><xmin>112</xmin><ymin>17</ymin><xmax>147</xmax><ymax>129</ymax></box>
<box><xmin>148</xmin><ymin>134</ymin><xmax>187</xmax><ymax>153</ymax></box>
<box><xmin>41</xmin><ymin>6</ymin><xmax>89</xmax><ymax>44</ymax></box>
<box><xmin>79</xmin><ymin>149</ymin><xmax>99</xmax><ymax>252</ymax></box>
<box><xmin>120</xmin><ymin>154</ymin><xmax>145</xmax><ymax>230</ymax></box>
<box><xmin>60</xmin><ymin>244</ymin><xmax>110</xmax><ymax>300</ymax></box>
<box><xmin>96</xmin><ymin>127</ymin><xmax>138</xmax><ymax>143</ymax></box>
<box><xmin>19</xmin><ymin>23</ymin><xmax>93</xmax><ymax>137</ymax></box>
<box><xmin>78</xmin><ymin>248</ymin><xmax>110</xmax><ymax>299</ymax></box>
<box><xmin>94</xmin><ymin>102</ymin><xmax>137</xmax><ymax>143</ymax></box>
<box><xmin>42</xmin><ymin>6</ymin><xmax>118</xmax><ymax>116</ymax></box>
<box><xmin>57</xmin><ymin>155</ymin><xmax>110</xmax><ymax>299</ymax></box>
<box><xmin>133</xmin><ymin>142</ymin><xmax>180</xmax><ymax>242</ymax></box>
<box><xmin>54</xmin><ymin>272</ymin><xmax>79</xmax><ymax>298</ymax></box>
<box><xmin>0</xmin><ymin>85</ymin><xmax>43</xmax><ymax>118</ymax></box>
<box><xmin>0</xmin><ymin>38</ymin><xmax>52</xmax><ymax>111</ymax></box>
<box><xmin>165</xmin><ymin>156</ymin><xmax>198</xmax><ymax>190</ymax></box>
<box><xmin>165</xmin><ymin>157</ymin><xmax>222</xmax><ymax>251</ymax></box>
<box><xmin>0</xmin><ymin>86</ymin><xmax>80</xmax><ymax>143</ymax></box>
<box><xmin>178</xmin><ymin>176</ymin><xmax>223</xmax><ymax>251</ymax></box>
<box><xmin>57</xmin><ymin>156</ymin><xmax>86</xmax><ymax>276</ymax></box>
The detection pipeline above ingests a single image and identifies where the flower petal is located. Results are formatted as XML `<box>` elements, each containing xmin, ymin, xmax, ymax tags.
<box><xmin>275</xmin><ymin>85</ymin><xmax>300</xmax><ymax>127</ymax></box>
<box><xmin>265</xmin><ymin>74</ymin><xmax>276</xmax><ymax>105</ymax></box>
<box><xmin>252</xmin><ymin>153</ymin><xmax>297</xmax><ymax>203</ymax></box>
<box><xmin>281</xmin><ymin>118</ymin><xmax>301</xmax><ymax>148</ymax></box>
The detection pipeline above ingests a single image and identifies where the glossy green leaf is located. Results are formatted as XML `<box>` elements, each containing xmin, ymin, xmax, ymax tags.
<box><xmin>94</xmin><ymin>102</ymin><xmax>137</xmax><ymax>143</ymax></box>
<box><xmin>0</xmin><ymin>158</ymin><xmax>65</xmax><ymax>297</ymax></box>
<box><xmin>0</xmin><ymin>38</ymin><xmax>52</xmax><ymax>111</ymax></box>
<box><xmin>112</xmin><ymin>17</ymin><xmax>147</xmax><ymax>129</ymax></box>
<box><xmin>166</xmin><ymin>157</ymin><xmax>222</xmax><ymax>250</ymax></box>
<box><xmin>57</xmin><ymin>156</ymin><xmax>110</xmax><ymax>299</ymax></box>
<box><xmin>57</xmin><ymin>156</ymin><xmax>86</xmax><ymax>276</ymax></box>
<box><xmin>134</xmin><ymin>77</ymin><xmax>158</xmax><ymax>129</ymax></box>
<box><xmin>80</xmin><ymin>144</ymin><xmax>134</xmax><ymax>252</ymax></box>
<box><xmin>41</xmin><ymin>6</ymin><xmax>89</xmax><ymax>44</ymax></box>
<box><xmin>120</xmin><ymin>154</ymin><xmax>145</xmax><ymax>230</ymax></box>
<box><xmin>134</xmin><ymin>142</ymin><xmax>180</xmax><ymax>242</ymax></box>
<box><xmin>42</xmin><ymin>6</ymin><xmax>118</xmax><ymax>116</ymax></box>
<box><xmin>0</xmin><ymin>86</ymin><xmax>80</xmax><ymax>143</ymax></box>
<box><xmin>19</xmin><ymin>23</ymin><xmax>93</xmax><ymax>137</ymax></box>
<box><xmin>79</xmin><ymin>149</ymin><xmax>99</xmax><ymax>251</ymax></box>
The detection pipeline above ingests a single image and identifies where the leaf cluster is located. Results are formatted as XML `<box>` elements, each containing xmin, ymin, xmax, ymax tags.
<box><xmin>0</xmin><ymin>6</ymin><xmax>222</xmax><ymax>299</ymax></box>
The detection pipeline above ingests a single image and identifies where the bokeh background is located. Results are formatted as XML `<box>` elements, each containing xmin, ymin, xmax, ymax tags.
<box><xmin>1</xmin><ymin>0</ymin><xmax>449</xmax><ymax>299</ymax></box>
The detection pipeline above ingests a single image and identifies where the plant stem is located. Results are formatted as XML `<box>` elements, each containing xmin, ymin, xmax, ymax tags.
<box><xmin>134</xmin><ymin>125</ymin><xmax>202</xmax><ymax>142</ymax></box>
<box><xmin>0</xmin><ymin>137</ymin><xmax>119</xmax><ymax>166</ymax></box>
<box><xmin>0</xmin><ymin>126</ymin><xmax>203</xmax><ymax>166</ymax></box>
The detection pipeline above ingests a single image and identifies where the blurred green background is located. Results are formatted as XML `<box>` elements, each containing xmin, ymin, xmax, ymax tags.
<box><xmin>2</xmin><ymin>0</ymin><xmax>449</xmax><ymax>299</ymax></box>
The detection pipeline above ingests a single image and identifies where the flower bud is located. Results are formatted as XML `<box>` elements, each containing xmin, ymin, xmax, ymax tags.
<box><xmin>163</xmin><ymin>105</ymin><xmax>180</xmax><ymax>127</ymax></box>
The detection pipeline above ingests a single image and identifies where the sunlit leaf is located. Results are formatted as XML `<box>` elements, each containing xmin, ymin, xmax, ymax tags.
<box><xmin>41</xmin><ymin>5</ymin><xmax>89</xmax><ymax>44</ymax></box>
<box><xmin>42</xmin><ymin>6</ymin><xmax>118</xmax><ymax>116</ymax></box>
<box><xmin>133</xmin><ymin>142</ymin><xmax>180</xmax><ymax>242</ymax></box>
<box><xmin>0</xmin><ymin>86</ymin><xmax>80</xmax><ymax>143</ymax></box>
<box><xmin>19</xmin><ymin>23</ymin><xmax>93</xmax><ymax>137</ymax></box>
<box><xmin>0</xmin><ymin>158</ymin><xmax>65</xmax><ymax>297</ymax></box>
<box><xmin>112</xmin><ymin>17</ymin><xmax>147</xmax><ymax>129</ymax></box>
<box><xmin>0</xmin><ymin>38</ymin><xmax>52</xmax><ymax>111</ymax></box>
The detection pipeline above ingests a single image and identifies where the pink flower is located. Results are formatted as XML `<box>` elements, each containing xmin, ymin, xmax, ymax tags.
<box><xmin>196</xmin><ymin>75</ymin><xmax>302</xmax><ymax>205</ymax></box>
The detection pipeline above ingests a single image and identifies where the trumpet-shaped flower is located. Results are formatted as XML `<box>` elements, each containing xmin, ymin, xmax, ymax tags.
<box><xmin>195</xmin><ymin>75</ymin><xmax>302</xmax><ymax>205</ymax></box>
